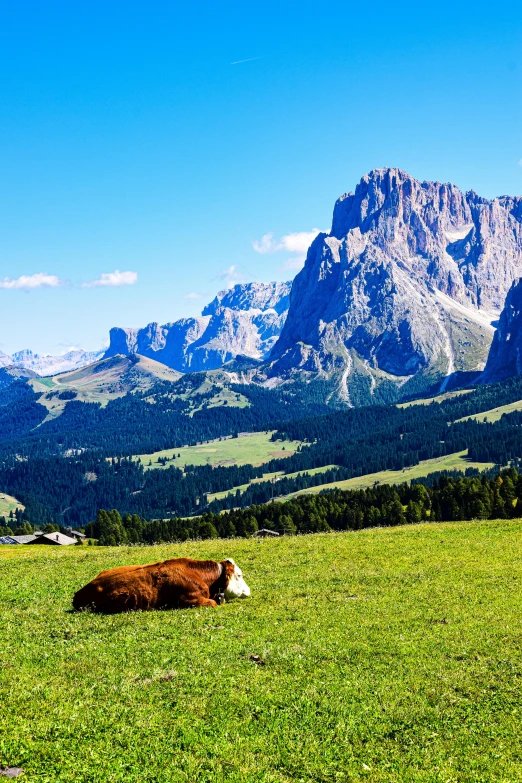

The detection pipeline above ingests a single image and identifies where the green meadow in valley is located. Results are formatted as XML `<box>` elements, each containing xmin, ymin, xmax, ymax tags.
<box><xmin>136</xmin><ymin>431</ymin><xmax>303</xmax><ymax>470</ymax></box>
<box><xmin>1</xmin><ymin>521</ymin><xmax>522</xmax><ymax>782</ymax></box>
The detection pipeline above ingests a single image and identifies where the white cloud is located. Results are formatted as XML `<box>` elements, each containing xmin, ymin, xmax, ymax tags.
<box><xmin>184</xmin><ymin>292</ymin><xmax>202</xmax><ymax>299</ymax></box>
<box><xmin>253</xmin><ymin>228</ymin><xmax>326</xmax><ymax>271</ymax></box>
<box><xmin>0</xmin><ymin>272</ymin><xmax>63</xmax><ymax>291</ymax></box>
<box><xmin>83</xmin><ymin>270</ymin><xmax>138</xmax><ymax>288</ymax></box>
<box><xmin>253</xmin><ymin>228</ymin><xmax>325</xmax><ymax>255</ymax></box>
<box><xmin>214</xmin><ymin>264</ymin><xmax>247</xmax><ymax>288</ymax></box>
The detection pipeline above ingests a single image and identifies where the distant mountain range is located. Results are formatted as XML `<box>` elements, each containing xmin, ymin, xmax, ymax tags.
<box><xmin>104</xmin><ymin>280</ymin><xmax>291</xmax><ymax>372</ymax></box>
<box><xmin>0</xmin><ymin>348</ymin><xmax>104</xmax><ymax>377</ymax></box>
<box><xmin>5</xmin><ymin>168</ymin><xmax>522</xmax><ymax>401</ymax></box>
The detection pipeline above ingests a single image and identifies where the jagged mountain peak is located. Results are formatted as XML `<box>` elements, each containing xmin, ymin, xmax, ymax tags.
<box><xmin>105</xmin><ymin>279</ymin><xmax>292</xmax><ymax>373</ymax></box>
<box><xmin>202</xmin><ymin>280</ymin><xmax>291</xmax><ymax>317</ymax></box>
<box><xmin>270</xmin><ymin>169</ymin><xmax>522</xmax><ymax>404</ymax></box>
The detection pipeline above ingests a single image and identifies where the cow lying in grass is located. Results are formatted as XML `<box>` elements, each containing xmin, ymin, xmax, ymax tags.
<box><xmin>73</xmin><ymin>557</ymin><xmax>251</xmax><ymax>613</ymax></box>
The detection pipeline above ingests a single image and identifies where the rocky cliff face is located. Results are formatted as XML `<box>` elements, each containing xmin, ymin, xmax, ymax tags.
<box><xmin>105</xmin><ymin>281</ymin><xmax>292</xmax><ymax>372</ymax></box>
<box><xmin>270</xmin><ymin>168</ymin><xmax>522</xmax><ymax>404</ymax></box>
<box><xmin>481</xmin><ymin>278</ymin><xmax>522</xmax><ymax>383</ymax></box>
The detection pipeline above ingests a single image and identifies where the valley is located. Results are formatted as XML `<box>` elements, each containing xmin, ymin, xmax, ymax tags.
<box><xmin>2</xmin><ymin>168</ymin><xmax>522</xmax><ymax>535</ymax></box>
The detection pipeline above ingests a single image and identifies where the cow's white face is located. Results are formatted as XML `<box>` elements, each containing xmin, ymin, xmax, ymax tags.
<box><xmin>224</xmin><ymin>559</ymin><xmax>251</xmax><ymax>600</ymax></box>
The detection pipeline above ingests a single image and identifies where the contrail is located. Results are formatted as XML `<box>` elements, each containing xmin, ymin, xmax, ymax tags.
<box><xmin>231</xmin><ymin>56</ymin><xmax>262</xmax><ymax>65</ymax></box>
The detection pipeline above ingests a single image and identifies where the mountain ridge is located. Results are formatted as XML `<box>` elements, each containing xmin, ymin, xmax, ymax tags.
<box><xmin>269</xmin><ymin>167</ymin><xmax>522</xmax><ymax>403</ymax></box>
<box><xmin>104</xmin><ymin>280</ymin><xmax>292</xmax><ymax>372</ymax></box>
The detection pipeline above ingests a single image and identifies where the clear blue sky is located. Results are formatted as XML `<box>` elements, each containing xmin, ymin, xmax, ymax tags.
<box><xmin>0</xmin><ymin>0</ymin><xmax>521</xmax><ymax>355</ymax></box>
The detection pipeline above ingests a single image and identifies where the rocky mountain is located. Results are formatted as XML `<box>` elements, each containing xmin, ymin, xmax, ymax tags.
<box><xmin>481</xmin><ymin>278</ymin><xmax>522</xmax><ymax>383</ymax></box>
<box><xmin>269</xmin><ymin>168</ymin><xmax>522</xmax><ymax>404</ymax></box>
<box><xmin>0</xmin><ymin>348</ymin><xmax>104</xmax><ymax>377</ymax></box>
<box><xmin>104</xmin><ymin>281</ymin><xmax>292</xmax><ymax>372</ymax></box>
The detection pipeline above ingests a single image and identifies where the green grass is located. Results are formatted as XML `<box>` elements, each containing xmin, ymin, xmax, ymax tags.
<box><xmin>189</xmin><ymin>386</ymin><xmax>250</xmax><ymax>416</ymax></box>
<box><xmin>207</xmin><ymin>465</ymin><xmax>338</xmax><ymax>502</ymax></box>
<box><xmin>397</xmin><ymin>388</ymin><xmax>475</xmax><ymax>408</ymax></box>
<box><xmin>136</xmin><ymin>431</ymin><xmax>304</xmax><ymax>469</ymax></box>
<box><xmin>1</xmin><ymin>521</ymin><xmax>522</xmax><ymax>781</ymax></box>
<box><xmin>0</xmin><ymin>492</ymin><xmax>24</xmax><ymax>516</ymax></box>
<box><xmin>456</xmin><ymin>398</ymin><xmax>522</xmax><ymax>424</ymax></box>
<box><xmin>281</xmin><ymin>451</ymin><xmax>495</xmax><ymax>499</ymax></box>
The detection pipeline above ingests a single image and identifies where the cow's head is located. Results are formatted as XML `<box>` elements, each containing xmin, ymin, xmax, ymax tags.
<box><xmin>222</xmin><ymin>559</ymin><xmax>251</xmax><ymax>600</ymax></box>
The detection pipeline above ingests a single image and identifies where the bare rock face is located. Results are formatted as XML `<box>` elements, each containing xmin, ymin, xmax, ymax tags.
<box><xmin>203</xmin><ymin>281</ymin><xmax>291</xmax><ymax>316</ymax></box>
<box><xmin>270</xmin><ymin>168</ymin><xmax>522</xmax><ymax>403</ymax></box>
<box><xmin>104</xmin><ymin>281</ymin><xmax>292</xmax><ymax>372</ymax></box>
<box><xmin>481</xmin><ymin>278</ymin><xmax>522</xmax><ymax>383</ymax></box>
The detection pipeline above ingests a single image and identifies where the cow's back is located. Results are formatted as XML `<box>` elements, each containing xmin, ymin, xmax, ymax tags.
<box><xmin>72</xmin><ymin>558</ymin><xmax>217</xmax><ymax>613</ymax></box>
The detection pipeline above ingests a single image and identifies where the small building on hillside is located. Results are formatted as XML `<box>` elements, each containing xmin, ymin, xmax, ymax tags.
<box><xmin>27</xmin><ymin>532</ymin><xmax>77</xmax><ymax>546</ymax></box>
<box><xmin>65</xmin><ymin>528</ymin><xmax>86</xmax><ymax>541</ymax></box>
<box><xmin>0</xmin><ymin>534</ymin><xmax>38</xmax><ymax>545</ymax></box>
<box><xmin>253</xmin><ymin>529</ymin><xmax>280</xmax><ymax>538</ymax></box>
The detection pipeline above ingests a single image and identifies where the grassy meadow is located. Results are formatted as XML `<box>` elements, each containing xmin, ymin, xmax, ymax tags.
<box><xmin>280</xmin><ymin>450</ymin><xmax>495</xmax><ymax>500</ymax></box>
<box><xmin>1</xmin><ymin>520</ymin><xmax>522</xmax><ymax>782</ymax></box>
<box><xmin>0</xmin><ymin>492</ymin><xmax>24</xmax><ymax>516</ymax></box>
<box><xmin>207</xmin><ymin>465</ymin><xmax>337</xmax><ymax>502</ymax></box>
<box><xmin>136</xmin><ymin>431</ymin><xmax>303</xmax><ymax>470</ymax></box>
<box><xmin>456</xmin><ymin>398</ymin><xmax>522</xmax><ymax>424</ymax></box>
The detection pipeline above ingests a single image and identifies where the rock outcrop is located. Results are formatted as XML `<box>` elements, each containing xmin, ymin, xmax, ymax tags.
<box><xmin>481</xmin><ymin>278</ymin><xmax>522</xmax><ymax>383</ymax></box>
<box><xmin>270</xmin><ymin>168</ymin><xmax>522</xmax><ymax>403</ymax></box>
<box><xmin>105</xmin><ymin>281</ymin><xmax>292</xmax><ymax>372</ymax></box>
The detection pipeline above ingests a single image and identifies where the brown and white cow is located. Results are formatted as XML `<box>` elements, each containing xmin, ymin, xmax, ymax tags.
<box><xmin>72</xmin><ymin>557</ymin><xmax>251</xmax><ymax>613</ymax></box>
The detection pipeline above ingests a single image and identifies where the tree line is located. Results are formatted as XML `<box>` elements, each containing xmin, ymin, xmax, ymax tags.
<box><xmin>86</xmin><ymin>467</ymin><xmax>522</xmax><ymax>545</ymax></box>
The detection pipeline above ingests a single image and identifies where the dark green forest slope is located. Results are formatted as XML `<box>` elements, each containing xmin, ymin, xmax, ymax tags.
<box><xmin>2</xmin><ymin>373</ymin><xmax>522</xmax><ymax>528</ymax></box>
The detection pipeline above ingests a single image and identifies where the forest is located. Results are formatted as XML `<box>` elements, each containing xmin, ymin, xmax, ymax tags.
<box><xmin>1</xmin><ymin>373</ymin><xmax>522</xmax><ymax>528</ymax></box>
<box><xmin>81</xmin><ymin>467</ymin><xmax>522</xmax><ymax>545</ymax></box>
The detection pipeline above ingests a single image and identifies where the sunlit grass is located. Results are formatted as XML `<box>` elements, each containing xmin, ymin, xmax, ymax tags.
<box><xmin>1</xmin><ymin>520</ymin><xmax>521</xmax><ymax>782</ymax></box>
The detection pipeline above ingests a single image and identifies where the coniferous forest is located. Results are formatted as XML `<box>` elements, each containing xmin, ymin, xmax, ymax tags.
<box><xmin>84</xmin><ymin>467</ymin><xmax>522</xmax><ymax>545</ymax></box>
<box><xmin>1</xmin><ymin>372</ymin><xmax>522</xmax><ymax>531</ymax></box>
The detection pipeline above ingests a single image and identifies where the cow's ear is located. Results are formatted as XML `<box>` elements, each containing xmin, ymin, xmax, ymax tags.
<box><xmin>224</xmin><ymin>558</ymin><xmax>235</xmax><ymax>566</ymax></box>
<box><xmin>222</xmin><ymin>560</ymin><xmax>236</xmax><ymax>581</ymax></box>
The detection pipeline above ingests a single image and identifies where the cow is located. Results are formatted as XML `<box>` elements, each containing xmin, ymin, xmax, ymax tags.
<box><xmin>72</xmin><ymin>557</ymin><xmax>251</xmax><ymax>614</ymax></box>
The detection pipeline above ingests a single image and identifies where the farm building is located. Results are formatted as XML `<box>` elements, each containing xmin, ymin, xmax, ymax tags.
<box><xmin>0</xmin><ymin>534</ymin><xmax>38</xmax><ymax>545</ymax></box>
<box><xmin>26</xmin><ymin>532</ymin><xmax>77</xmax><ymax>546</ymax></box>
<box><xmin>65</xmin><ymin>528</ymin><xmax>86</xmax><ymax>541</ymax></box>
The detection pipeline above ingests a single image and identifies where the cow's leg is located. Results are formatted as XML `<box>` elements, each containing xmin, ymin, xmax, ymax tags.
<box><xmin>178</xmin><ymin>593</ymin><xmax>218</xmax><ymax>609</ymax></box>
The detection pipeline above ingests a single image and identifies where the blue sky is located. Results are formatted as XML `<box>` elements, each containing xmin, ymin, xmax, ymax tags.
<box><xmin>0</xmin><ymin>0</ymin><xmax>521</xmax><ymax>355</ymax></box>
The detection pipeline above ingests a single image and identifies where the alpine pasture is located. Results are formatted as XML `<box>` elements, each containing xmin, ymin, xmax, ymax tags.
<box><xmin>1</xmin><ymin>520</ymin><xmax>522</xmax><ymax>782</ymax></box>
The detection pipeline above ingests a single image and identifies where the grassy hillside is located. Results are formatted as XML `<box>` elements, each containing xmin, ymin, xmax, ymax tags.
<box><xmin>29</xmin><ymin>354</ymin><xmax>183</xmax><ymax>421</ymax></box>
<box><xmin>397</xmin><ymin>388</ymin><xmax>475</xmax><ymax>408</ymax></box>
<box><xmin>456</xmin><ymin>398</ymin><xmax>522</xmax><ymax>423</ymax></box>
<box><xmin>0</xmin><ymin>492</ymin><xmax>24</xmax><ymax>516</ymax></box>
<box><xmin>280</xmin><ymin>450</ymin><xmax>495</xmax><ymax>500</ymax></box>
<box><xmin>1</xmin><ymin>521</ymin><xmax>521</xmax><ymax>782</ymax></box>
<box><xmin>208</xmin><ymin>464</ymin><xmax>337</xmax><ymax>502</ymax></box>
<box><xmin>136</xmin><ymin>431</ymin><xmax>304</xmax><ymax>469</ymax></box>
